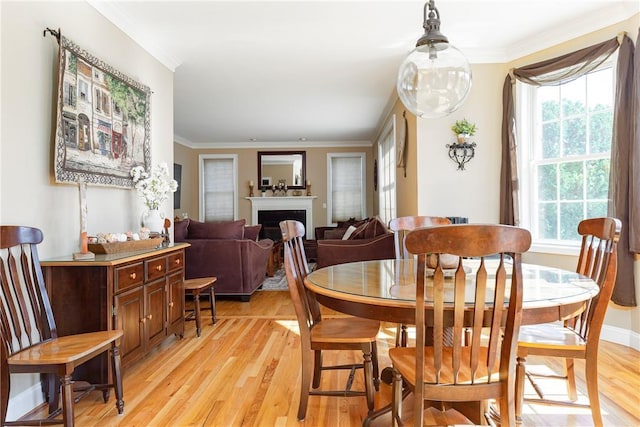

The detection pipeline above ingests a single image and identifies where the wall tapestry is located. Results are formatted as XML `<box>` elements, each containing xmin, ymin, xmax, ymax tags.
<box><xmin>53</xmin><ymin>33</ymin><xmax>151</xmax><ymax>187</ymax></box>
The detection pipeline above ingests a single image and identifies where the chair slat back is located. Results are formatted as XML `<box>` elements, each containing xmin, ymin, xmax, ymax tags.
<box><xmin>388</xmin><ymin>216</ymin><xmax>451</xmax><ymax>260</ymax></box>
<box><xmin>404</xmin><ymin>224</ymin><xmax>531</xmax><ymax>427</ymax></box>
<box><xmin>280</xmin><ymin>220</ymin><xmax>321</xmax><ymax>338</ymax></box>
<box><xmin>573</xmin><ymin>217</ymin><xmax>621</xmax><ymax>341</ymax></box>
<box><xmin>0</xmin><ymin>226</ymin><xmax>57</xmax><ymax>357</ymax></box>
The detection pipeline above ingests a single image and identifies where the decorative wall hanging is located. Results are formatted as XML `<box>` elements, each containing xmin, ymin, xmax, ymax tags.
<box><xmin>47</xmin><ymin>28</ymin><xmax>151</xmax><ymax>188</ymax></box>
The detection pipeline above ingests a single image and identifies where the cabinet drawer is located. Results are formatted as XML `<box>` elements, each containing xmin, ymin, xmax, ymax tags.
<box><xmin>145</xmin><ymin>256</ymin><xmax>167</xmax><ymax>282</ymax></box>
<box><xmin>115</xmin><ymin>263</ymin><xmax>144</xmax><ymax>293</ymax></box>
<box><xmin>167</xmin><ymin>251</ymin><xmax>184</xmax><ymax>273</ymax></box>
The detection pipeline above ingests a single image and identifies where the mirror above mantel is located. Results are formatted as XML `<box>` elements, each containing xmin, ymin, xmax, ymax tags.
<box><xmin>258</xmin><ymin>151</ymin><xmax>306</xmax><ymax>190</ymax></box>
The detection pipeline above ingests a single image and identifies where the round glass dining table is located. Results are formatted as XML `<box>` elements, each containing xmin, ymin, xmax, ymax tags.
<box><xmin>304</xmin><ymin>259</ymin><xmax>599</xmax><ymax>326</ymax></box>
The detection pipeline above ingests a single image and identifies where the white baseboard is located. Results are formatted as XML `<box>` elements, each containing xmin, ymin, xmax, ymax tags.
<box><xmin>601</xmin><ymin>325</ymin><xmax>640</xmax><ymax>351</ymax></box>
<box><xmin>6</xmin><ymin>382</ymin><xmax>44</xmax><ymax>422</ymax></box>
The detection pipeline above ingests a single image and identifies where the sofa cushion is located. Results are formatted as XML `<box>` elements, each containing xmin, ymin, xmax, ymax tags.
<box><xmin>324</xmin><ymin>228</ymin><xmax>347</xmax><ymax>239</ymax></box>
<box><xmin>348</xmin><ymin>220</ymin><xmax>370</xmax><ymax>240</ymax></box>
<box><xmin>364</xmin><ymin>216</ymin><xmax>388</xmax><ymax>238</ymax></box>
<box><xmin>188</xmin><ymin>219</ymin><xmax>246</xmax><ymax>239</ymax></box>
<box><xmin>244</xmin><ymin>224</ymin><xmax>262</xmax><ymax>241</ymax></box>
<box><xmin>174</xmin><ymin>219</ymin><xmax>190</xmax><ymax>242</ymax></box>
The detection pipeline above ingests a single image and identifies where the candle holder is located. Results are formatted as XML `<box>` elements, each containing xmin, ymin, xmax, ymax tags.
<box><xmin>306</xmin><ymin>183</ymin><xmax>312</xmax><ymax>196</ymax></box>
<box><xmin>249</xmin><ymin>183</ymin><xmax>254</xmax><ymax>197</ymax></box>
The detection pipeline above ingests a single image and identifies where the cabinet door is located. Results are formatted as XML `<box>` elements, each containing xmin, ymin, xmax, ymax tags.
<box><xmin>167</xmin><ymin>271</ymin><xmax>184</xmax><ymax>337</ymax></box>
<box><xmin>114</xmin><ymin>286</ymin><xmax>145</xmax><ymax>366</ymax></box>
<box><xmin>145</xmin><ymin>279</ymin><xmax>167</xmax><ymax>349</ymax></box>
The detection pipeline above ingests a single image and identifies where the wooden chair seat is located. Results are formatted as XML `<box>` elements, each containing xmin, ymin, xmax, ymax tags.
<box><xmin>518</xmin><ymin>323</ymin><xmax>586</xmax><ymax>352</ymax></box>
<box><xmin>310</xmin><ymin>317</ymin><xmax>380</xmax><ymax>345</ymax></box>
<box><xmin>390</xmin><ymin>347</ymin><xmax>501</xmax><ymax>389</ymax></box>
<box><xmin>8</xmin><ymin>331</ymin><xmax>123</xmax><ymax>367</ymax></box>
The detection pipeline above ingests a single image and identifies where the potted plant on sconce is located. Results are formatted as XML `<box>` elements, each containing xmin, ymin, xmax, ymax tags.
<box><xmin>451</xmin><ymin>118</ymin><xmax>477</xmax><ymax>143</ymax></box>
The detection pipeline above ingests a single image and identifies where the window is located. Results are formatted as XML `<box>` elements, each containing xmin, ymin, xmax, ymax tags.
<box><xmin>519</xmin><ymin>65</ymin><xmax>613</xmax><ymax>249</ymax></box>
<box><xmin>199</xmin><ymin>155</ymin><xmax>238</xmax><ymax>221</ymax></box>
<box><xmin>377</xmin><ymin>116</ymin><xmax>396</xmax><ymax>225</ymax></box>
<box><xmin>327</xmin><ymin>153</ymin><xmax>366</xmax><ymax>224</ymax></box>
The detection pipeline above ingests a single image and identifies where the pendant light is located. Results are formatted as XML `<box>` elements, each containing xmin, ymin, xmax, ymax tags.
<box><xmin>397</xmin><ymin>0</ymin><xmax>472</xmax><ymax>118</ymax></box>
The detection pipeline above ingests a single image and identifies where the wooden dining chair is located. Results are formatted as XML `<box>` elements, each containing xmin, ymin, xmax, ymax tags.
<box><xmin>390</xmin><ymin>224</ymin><xmax>531</xmax><ymax>427</ymax></box>
<box><xmin>0</xmin><ymin>226</ymin><xmax>124</xmax><ymax>426</ymax></box>
<box><xmin>388</xmin><ymin>216</ymin><xmax>452</xmax><ymax>348</ymax></box>
<box><xmin>515</xmin><ymin>217</ymin><xmax>621</xmax><ymax>427</ymax></box>
<box><xmin>279</xmin><ymin>220</ymin><xmax>380</xmax><ymax>421</ymax></box>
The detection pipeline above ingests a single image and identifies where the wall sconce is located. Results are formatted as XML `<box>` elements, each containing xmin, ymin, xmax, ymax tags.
<box><xmin>446</xmin><ymin>142</ymin><xmax>476</xmax><ymax>170</ymax></box>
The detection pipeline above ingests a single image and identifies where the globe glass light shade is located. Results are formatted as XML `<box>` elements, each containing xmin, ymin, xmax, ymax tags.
<box><xmin>397</xmin><ymin>42</ymin><xmax>472</xmax><ymax>118</ymax></box>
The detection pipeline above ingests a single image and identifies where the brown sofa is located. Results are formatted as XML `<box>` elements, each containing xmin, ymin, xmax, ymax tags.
<box><xmin>175</xmin><ymin>219</ymin><xmax>274</xmax><ymax>301</ymax></box>
<box><xmin>315</xmin><ymin>217</ymin><xmax>395</xmax><ymax>268</ymax></box>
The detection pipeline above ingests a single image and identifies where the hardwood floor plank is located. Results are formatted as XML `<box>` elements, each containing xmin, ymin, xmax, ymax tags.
<box><xmin>20</xmin><ymin>290</ymin><xmax>639</xmax><ymax>426</ymax></box>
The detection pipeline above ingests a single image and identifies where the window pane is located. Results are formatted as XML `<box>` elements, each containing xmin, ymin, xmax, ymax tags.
<box><xmin>538</xmin><ymin>202</ymin><xmax>557</xmax><ymax>239</ymax></box>
<box><xmin>586</xmin><ymin>158</ymin><xmax>609</xmax><ymax>199</ymax></box>
<box><xmin>587</xmin><ymin>68</ymin><xmax>613</xmax><ymax>110</ymax></box>
<box><xmin>558</xmin><ymin>161</ymin><xmax>583</xmax><ymax>200</ymax></box>
<box><xmin>537</xmin><ymin>164</ymin><xmax>557</xmax><ymax>201</ymax></box>
<box><xmin>589</xmin><ymin>111</ymin><xmax>613</xmax><ymax>154</ymax></box>
<box><xmin>203</xmin><ymin>158</ymin><xmax>234</xmax><ymax>221</ymax></box>
<box><xmin>559</xmin><ymin>202</ymin><xmax>582</xmax><ymax>241</ymax></box>
<box><xmin>541</xmin><ymin>121</ymin><xmax>560</xmax><ymax>158</ymax></box>
<box><xmin>331</xmin><ymin>156</ymin><xmax>363</xmax><ymax>222</ymax></box>
<box><xmin>561</xmin><ymin>76</ymin><xmax>586</xmax><ymax>117</ymax></box>
<box><xmin>562</xmin><ymin>116</ymin><xmax>586</xmax><ymax>156</ymax></box>
<box><xmin>539</xmin><ymin>86</ymin><xmax>559</xmax><ymax>121</ymax></box>
<box><xmin>587</xmin><ymin>201</ymin><xmax>608</xmax><ymax>219</ymax></box>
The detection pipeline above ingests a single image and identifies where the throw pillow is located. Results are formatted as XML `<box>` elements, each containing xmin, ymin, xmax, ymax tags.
<box><xmin>174</xmin><ymin>219</ymin><xmax>190</xmax><ymax>242</ymax></box>
<box><xmin>341</xmin><ymin>225</ymin><xmax>358</xmax><ymax>240</ymax></box>
<box><xmin>363</xmin><ymin>216</ymin><xmax>388</xmax><ymax>238</ymax></box>
<box><xmin>348</xmin><ymin>219</ymin><xmax>370</xmax><ymax>240</ymax></box>
<box><xmin>244</xmin><ymin>224</ymin><xmax>262</xmax><ymax>241</ymax></box>
<box><xmin>188</xmin><ymin>219</ymin><xmax>246</xmax><ymax>239</ymax></box>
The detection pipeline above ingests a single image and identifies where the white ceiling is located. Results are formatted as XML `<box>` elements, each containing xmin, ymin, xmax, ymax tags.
<box><xmin>88</xmin><ymin>0</ymin><xmax>639</xmax><ymax>147</ymax></box>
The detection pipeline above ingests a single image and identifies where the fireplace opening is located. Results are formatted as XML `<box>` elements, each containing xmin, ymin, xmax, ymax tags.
<box><xmin>258</xmin><ymin>209</ymin><xmax>306</xmax><ymax>241</ymax></box>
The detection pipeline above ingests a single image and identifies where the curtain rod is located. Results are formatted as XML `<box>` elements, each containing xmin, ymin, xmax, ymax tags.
<box><xmin>43</xmin><ymin>27</ymin><xmax>60</xmax><ymax>43</ymax></box>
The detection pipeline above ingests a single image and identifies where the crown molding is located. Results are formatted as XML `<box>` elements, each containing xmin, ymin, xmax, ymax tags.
<box><xmin>174</xmin><ymin>136</ymin><xmax>372</xmax><ymax>150</ymax></box>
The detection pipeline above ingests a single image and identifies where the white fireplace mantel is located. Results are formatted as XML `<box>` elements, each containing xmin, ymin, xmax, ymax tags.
<box><xmin>246</xmin><ymin>196</ymin><xmax>316</xmax><ymax>239</ymax></box>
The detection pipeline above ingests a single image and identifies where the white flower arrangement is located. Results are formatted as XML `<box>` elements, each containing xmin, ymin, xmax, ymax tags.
<box><xmin>130</xmin><ymin>163</ymin><xmax>178</xmax><ymax>210</ymax></box>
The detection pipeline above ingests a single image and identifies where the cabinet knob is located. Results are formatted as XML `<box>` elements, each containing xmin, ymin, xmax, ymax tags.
<box><xmin>175</xmin><ymin>259</ymin><xmax>181</xmax><ymax>265</ymax></box>
<box><xmin>140</xmin><ymin>317</ymin><xmax>146</xmax><ymax>323</ymax></box>
<box><xmin>147</xmin><ymin>314</ymin><xmax>153</xmax><ymax>320</ymax></box>
<box><xmin>156</xmin><ymin>265</ymin><xmax>162</xmax><ymax>272</ymax></box>
<box><xmin>169</xmin><ymin>301</ymin><xmax>174</xmax><ymax>308</ymax></box>
<box><xmin>130</xmin><ymin>272</ymin><xmax>136</xmax><ymax>280</ymax></box>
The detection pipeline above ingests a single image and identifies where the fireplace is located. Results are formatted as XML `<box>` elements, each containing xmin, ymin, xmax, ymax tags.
<box><xmin>246</xmin><ymin>196</ymin><xmax>316</xmax><ymax>239</ymax></box>
<box><xmin>258</xmin><ymin>209</ymin><xmax>306</xmax><ymax>241</ymax></box>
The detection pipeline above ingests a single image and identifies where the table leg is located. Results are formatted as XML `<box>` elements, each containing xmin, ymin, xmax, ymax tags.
<box><xmin>193</xmin><ymin>291</ymin><xmax>202</xmax><ymax>337</ymax></box>
<box><xmin>209</xmin><ymin>286</ymin><xmax>216</xmax><ymax>324</ymax></box>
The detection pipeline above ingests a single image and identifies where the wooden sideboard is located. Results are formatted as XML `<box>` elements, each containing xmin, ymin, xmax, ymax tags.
<box><xmin>41</xmin><ymin>243</ymin><xmax>189</xmax><ymax>385</ymax></box>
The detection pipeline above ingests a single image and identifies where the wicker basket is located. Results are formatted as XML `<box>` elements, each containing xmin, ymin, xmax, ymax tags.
<box><xmin>88</xmin><ymin>238</ymin><xmax>163</xmax><ymax>254</ymax></box>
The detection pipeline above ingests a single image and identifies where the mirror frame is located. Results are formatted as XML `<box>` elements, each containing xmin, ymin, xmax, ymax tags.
<box><xmin>258</xmin><ymin>151</ymin><xmax>306</xmax><ymax>190</ymax></box>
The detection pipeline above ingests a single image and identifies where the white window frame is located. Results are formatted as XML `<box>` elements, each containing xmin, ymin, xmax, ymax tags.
<box><xmin>517</xmin><ymin>63</ymin><xmax>614</xmax><ymax>255</ymax></box>
<box><xmin>377</xmin><ymin>115</ymin><xmax>397</xmax><ymax>225</ymax></box>
<box><xmin>326</xmin><ymin>152</ymin><xmax>366</xmax><ymax>225</ymax></box>
<box><xmin>198</xmin><ymin>154</ymin><xmax>238</xmax><ymax>222</ymax></box>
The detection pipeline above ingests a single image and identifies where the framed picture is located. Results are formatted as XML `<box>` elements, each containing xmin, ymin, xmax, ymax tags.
<box><xmin>261</xmin><ymin>177</ymin><xmax>272</xmax><ymax>187</ymax></box>
<box><xmin>53</xmin><ymin>35</ymin><xmax>151</xmax><ymax>188</ymax></box>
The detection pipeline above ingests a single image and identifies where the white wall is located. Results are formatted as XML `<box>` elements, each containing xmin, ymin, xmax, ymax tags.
<box><xmin>0</xmin><ymin>1</ymin><xmax>174</xmax><ymax>418</ymax></box>
<box><xmin>416</xmin><ymin>63</ymin><xmax>508</xmax><ymax>223</ymax></box>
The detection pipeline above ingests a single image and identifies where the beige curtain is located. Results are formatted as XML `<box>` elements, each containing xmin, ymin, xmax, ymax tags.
<box><xmin>500</xmin><ymin>35</ymin><xmax>637</xmax><ymax>307</ymax></box>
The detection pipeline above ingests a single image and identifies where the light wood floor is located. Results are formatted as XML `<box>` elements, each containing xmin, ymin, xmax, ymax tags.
<box><xmin>29</xmin><ymin>290</ymin><xmax>640</xmax><ymax>426</ymax></box>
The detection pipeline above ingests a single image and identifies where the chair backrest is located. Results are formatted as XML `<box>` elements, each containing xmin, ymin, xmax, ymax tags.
<box><xmin>572</xmin><ymin>217</ymin><xmax>621</xmax><ymax>343</ymax></box>
<box><xmin>280</xmin><ymin>220</ymin><xmax>321</xmax><ymax>343</ymax></box>
<box><xmin>0</xmin><ymin>226</ymin><xmax>57</xmax><ymax>358</ymax></box>
<box><xmin>404</xmin><ymin>224</ymin><xmax>532</xmax><ymax>427</ymax></box>
<box><xmin>388</xmin><ymin>216</ymin><xmax>451</xmax><ymax>259</ymax></box>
